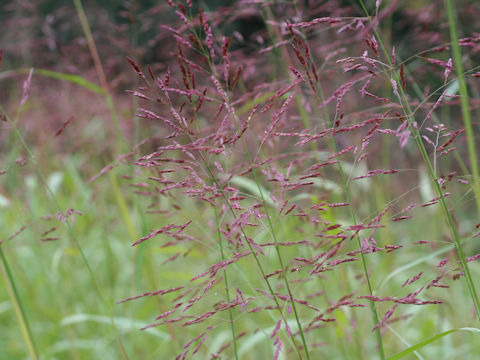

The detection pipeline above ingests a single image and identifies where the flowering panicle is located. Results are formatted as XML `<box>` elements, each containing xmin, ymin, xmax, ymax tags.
<box><xmin>114</xmin><ymin>2</ymin><xmax>479</xmax><ymax>358</ymax></box>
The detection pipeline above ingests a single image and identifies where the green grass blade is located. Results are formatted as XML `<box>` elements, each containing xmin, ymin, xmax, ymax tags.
<box><xmin>0</xmin><ymin>246</ymin><xmax>39</xmax><ymax>360</ymax></box>
<box><xmin>0</xmin><ymin>68</ymin><xmax>105</xmax><ymax>95</ymax></box>
<box><xmin>214</xmin><ymin>206</ymin><xmax>239</xmax><ymax>360</ymax></box>
<box><xmin>229</xmin><ymin>176</ymin><xmax>275</xmax><ymax>206</ymax></box>
<box><xmin>387</xmin><ymin>328</ymin><xmax>480</xmax><ymax>360</ymax></box>
<box><xmin>33</xmin><ymin>69</ymin><xmax>106</xmax><ymax>94</ymax></box>
<box><xmin>108</xmin><ymin>171</ymin><xmax>137</xmax><ymax>243</ymax></box>
<box><xmin>60</xmin><ymin>313</ymin><xmax>170</xmax><ymax>339</ymax></box>
<box><xmin>445</xmin><ymin>0</ymin><xmax>480</xmax><ymax>215</ymax></box>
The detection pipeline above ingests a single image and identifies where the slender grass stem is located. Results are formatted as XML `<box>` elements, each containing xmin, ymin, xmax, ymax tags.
<box><xmin>0</xmin><ymin>246</ymin><xmax>38</xmax><ymax>360</ymax></box>
<box><xmin>214</xmin><ymin>206</ymin><xmax>239</xmax><ymax>360</ymax></box>
<box><xmin>201</xmin><ymin>157</ymin><xmax>305</xmax><ymax>360</ymax></box>
<box><xmin>213</xmin><ymin>87</ymin><xmax>310</xmax><ymax>360</ymax></box>
<box><xmin>260</xmin><ymin>6</ymin><xmax>372</xmax><ymax>356</ymax></box>
<box><xmin>283</xmin><ymin>24</ymin><xmax>386</xmax><ymax>360</ymax></box>
<box><xmin>72</xmin><ymin>0</ymin><xmax>137</xmax><ymax>244</ymax></box>
<box><xmin>357</xmin><ymin>0</ymin><xmax>480</xmax><ymax>318</ymax></box>
<box><xmin>172</xmin><ymin>10</ymin><xmax>309</xmax><ymax>358</ymax></box>
<box><xmin>241</xmin><ymin>142</ymin><xmax>311</xmax><ymax>359</ymax></box>
<box><xmin>71</xmin><ymin>1</ymin><xmax>146</xmax><ymax>355</ymax></box>
<box><xmin>445</xmin><ymin>0</ymin><xmax>480</xmax><ymax>216</ymax></box>
<box><xmin>175</xmin><ymin>102</ymin><xmax>305</xmax><ymax>358</ymax></box>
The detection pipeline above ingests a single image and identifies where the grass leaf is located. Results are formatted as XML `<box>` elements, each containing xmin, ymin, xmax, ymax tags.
<box><xmin>61</xmin><ymin>313</ymin><xmax>170</xmax><ymax>339</ymax></box>
<box><xmin>387</xmin><ymin>328</ymin><xmax>480</xmax><ymax>360</ymax></box>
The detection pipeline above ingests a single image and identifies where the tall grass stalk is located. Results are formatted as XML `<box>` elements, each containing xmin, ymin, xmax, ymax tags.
<box><xmin>201</xmin><ymin>155</ymin><xmax>305</xmax><ymax>359</ymax></box>
<box><xmin>193</xmin><ymin>121</ymin><xmax>306</xmax><ymax>359</ymax></box>
<box><xmin>70</xmin><ymin>1</ymin><xmax>148</xmax><ymax>356</ymax></box>
<box><xmin>278</xmin><ymin>22</ymin><xmax>386</xmax><ymax>358</ymax></box>
<box><xmin>257</xmin><ymin>5</ymin><xmax>383</xmax><ymax>356</ymax></box>
<box><xmin>72</xmin><ymin>0</ymin><xmax>138</xmax><ymax>266</ymax></box>
<box><xmin>358</xmin><ymin>0</ymin><xmax>480</xmax><ymax>318</ymax></box>
<box><xmin>261</xmin><ymin>7</ymin><xmax>383</xmax><ymax>355</ymax></box>
<box><xmin>311</xmin><ymin>55</ymin><xmax>386</xmax><ymax>360</ymax></box>
<box><xmin>72</xmin><ymin>0</ymin><xmax>124</xmax><ymax>146</ymax></box>
<box><xmin>445</xmin><ymin>0</ymin><xmax>480</xmax><ymax>216</ymax></box>
<box><xmin>0</xmin><ymin>246</ymin><xmax>38</xmax><ymax>360</ymax></box>
<box><xmin>181</xmin><ymin>10</ymin><xmax>309</xmax><ymax>358</ymax></box>
<box><xmin>71</xmin><ymin>0</ymin><xmax>137</xmax><ymax>244</ymax></box>
<box><xmin>211</xmin><ymin>67</ymin><xmax>310</xmax><ymax>360</ymax></box>
<box><xmin>214</xmin><ymin>206</ymin><xmax>239</xmax><ymax>360</ymax></box>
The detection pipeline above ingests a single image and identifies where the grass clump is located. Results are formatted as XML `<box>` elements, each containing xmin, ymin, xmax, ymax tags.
<box><xmin>1</xmin><ymin>0</ymin><xmax>480</xmax><ymax>359</ymax></box>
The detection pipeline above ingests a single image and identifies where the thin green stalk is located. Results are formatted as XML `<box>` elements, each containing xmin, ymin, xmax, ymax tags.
<box><xmin>211</xmin><ymin>86</ymin><xmax>310</xmax><ymax>360</ymax></box>
<box><xmin>72</xmin><ymin>0</ymin><xmax>125</xmax><ymax>146</ymax></box>
<box><xmin>445</xmin><ymin>0</ymin><xmax>480</xmax><ymax>216</ymax></box>
<box><xmin>214</xmin><ymin>206</ymin><xmax>239</xmax><ymax>360</ymax></box>
<box><xmin>256</xmin><ymin>3</ymin><xmax>384</xmax><ymax>354</ymax></box>
<box><xmin>266</xmin><ymin>3</ymin><xmax>371</xmax><ymax>355</ymax></box>
<box><xmin>72</xmin><ymin>0</ymin><xmax>137</xmax><ymax>245</ymax></box>
<box><xmin>394</xmin><ymin>84</ymin><xmax>480</xmax><ymax>317</ymax></box>
<box><xmin>218</xmin><ymin>11</ymin><xmax>311</xmax><ymax>358</ymax></box>
<box><xmin>0</xmin><ymin>246</ymin><xmax>38</xmax><ymax>360</ymax></box>
<box><xmin>72</xmin><ymin>2</ymin><xmax>149</xmax><ymax>344</ymax></box>
<box><xmin>337</xmin><ymin>153</ymin><xmax>386</xmax><ymax>360</ymax></box>
<box><xmin>72</xmin><ymin>0</ymin><xmax>138</xmax><ymax>244</ymax></box>
<box><xmin>357</xmin><ymin>0</ymin><xmax>480</xmax><ymax>318</ymax></box>
<box><xmin>244</xmin><ymin>148</ymin><xmax>311</xmax><ymax>360</ymax></box>
<box><xmin>281</xmin><ymin>23</ymin><xmax>386</xmax><ymax>360</ymax></box>
<box><xmin>200</xmin><ymin>157</ymin><xmax>304</xmax><ymax>360</ymax></box>
<box><xmin>320</xmin><ymin>105</ymin><xmax>385</xmax><ymax>359</ymax></box>
<box><xmin>109</xmin><ymin>171</ymin><xmax>137</xmax><ymax>243</ymax></box>
<box><xmin>180</xmin><ymin>106</ymin><xmax>305</xmax><ymax>357</ymax></box>
<box><xmin>0</xmin><ymin>99</ymin><xmax>38</xmax><ymax>359</ymax></box>
<box><xmin>178</xmin><ymin>11</ymin><xmax>307</xmax><ymax>358</ymax></box>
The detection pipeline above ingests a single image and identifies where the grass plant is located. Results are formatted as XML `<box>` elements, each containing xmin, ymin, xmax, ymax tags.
<box><xmin>1</xmin><ymin>0</ymin><xmax>480</xmax><ymax>359</ymax></box>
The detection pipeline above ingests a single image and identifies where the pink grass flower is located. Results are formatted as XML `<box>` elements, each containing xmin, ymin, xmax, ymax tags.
<box><xmin>20</xmin><ymin>68</ymin><xmax>34</xmax><ymax>107</ymax></box>
<box><xmin>390</xmin><ymin>78</ymin><xmax>399</xmax><ymax>97</ymax></box>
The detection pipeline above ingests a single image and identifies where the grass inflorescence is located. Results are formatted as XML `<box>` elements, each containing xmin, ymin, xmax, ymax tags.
<box><xmin>2</xmin><ymin>0</ymin><xmax>480</xmax><ymax>359</ymax></box>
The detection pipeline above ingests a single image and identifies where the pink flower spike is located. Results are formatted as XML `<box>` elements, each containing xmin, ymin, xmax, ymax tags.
<box><xmin>391</xmin><ymin>78</ymin><xmax>399</xmax><ymax>97</ymax></box>
<box><xmin>273</xmin><ymin>341</ymin><xmax>283</xmax><ymax>360</ymax></box>
<box><xmin>399</xmin><ymin>129</ymin><xmax>411</xmax><ymax>148</ymax></box>
<box><xmin>271</xmin><ymin>319</ymin><xmax>281</xmax><ymax>339</ymax></box>
<box><xmin>391</xmin><ymin>46</ymin><xmax>396</xmax><ymax>68</ymax></box>
<box><xmin>20</xmin><ymin>68</ymin><xmax>34</xmax><ymax>107</ymax></box>
<box><xmin>444</xmin><ymin>58</ymin><xmax>453</xmax><ymax>81</ymax></box>
<box><xmin>437</xmin><ymin>258</ymin><xmax>449</xmax><ymax>267</ymax></box>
